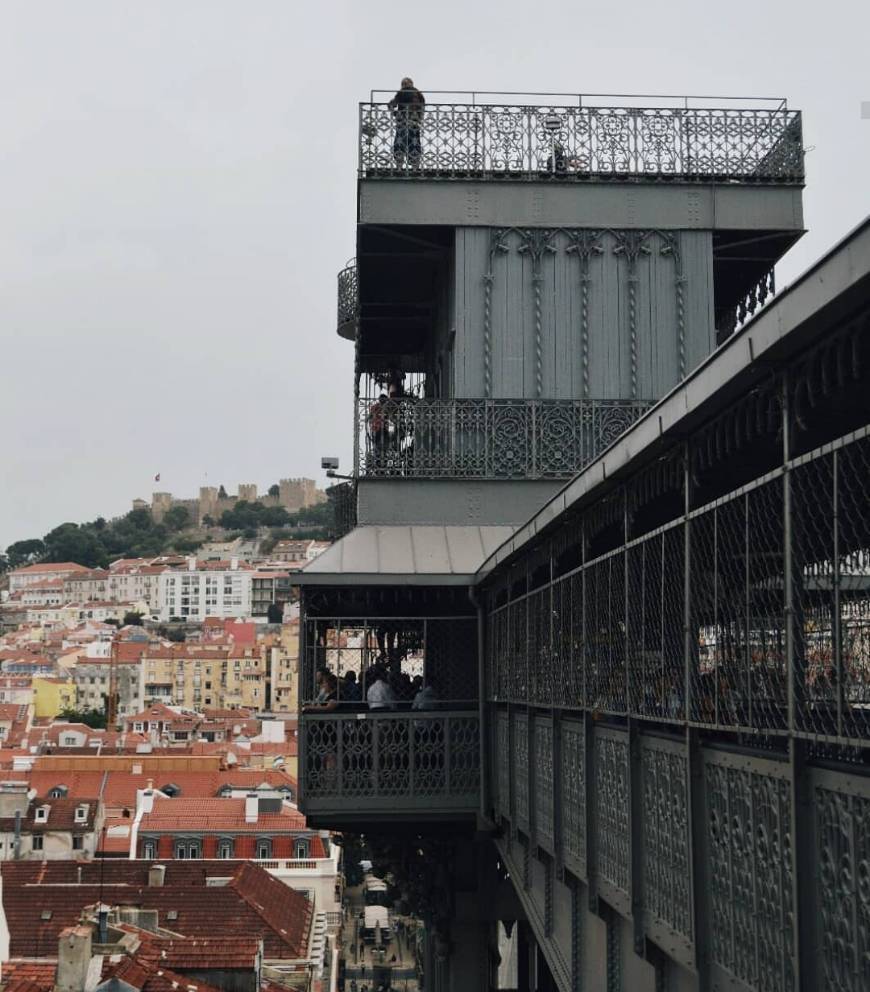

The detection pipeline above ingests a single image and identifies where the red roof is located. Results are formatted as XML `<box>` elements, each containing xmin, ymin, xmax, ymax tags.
<box><xmin>138</xmin><ymin>796</ymin><xmax>307</xmax><ymax>833</ymax></box>
<box><xmin>10</xmin><ymin>563</ymin><xmax>89</xmax><ymax>575</ymax></box>
<box><xmin>0</xmin><ymin>861</ymin><xmax>312</xmax><ymax>960</ymax></box>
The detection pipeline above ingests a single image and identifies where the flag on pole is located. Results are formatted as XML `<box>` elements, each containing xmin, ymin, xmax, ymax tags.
<box><xmin>154</xmin><ymin>473</ymin><xmax>161</xmax><ymax>482</ymax></box>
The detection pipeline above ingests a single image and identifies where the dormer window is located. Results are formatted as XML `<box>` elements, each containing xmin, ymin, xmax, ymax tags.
<box><xmin>49</xmin><ymin>786</ymin><xmax>68</xmax><ymax>799</ymax></box>
<box><xmin>74</xmin><ymin>805</ymin><xmax>88</xmax><ymax>823</ymax></box>
<box><xmin>35</xmin><ymin>806</ymin><xmax>49</xmax><ymax>823</ymax></box>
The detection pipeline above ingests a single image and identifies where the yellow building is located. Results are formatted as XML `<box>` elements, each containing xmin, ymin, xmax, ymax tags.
<box><xmin>32</xmin><ymin>677</ymin><xmax>77</xmax><ymax>719</ymax></box>
<box><xmin>141</xmin><ymin>643</ymin><xmax>267</xmax><ymax>712</ymax></box>
<box><xmin>270</xmin><ymin>623</ymin><xmax>299</xmax><ymax>714</ymax></box>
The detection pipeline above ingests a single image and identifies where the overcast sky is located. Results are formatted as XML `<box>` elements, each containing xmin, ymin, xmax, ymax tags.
<box><xmin>1</xmin><ymin>1</ymin><xmax>868</xmax><ymax>550</ymax></box>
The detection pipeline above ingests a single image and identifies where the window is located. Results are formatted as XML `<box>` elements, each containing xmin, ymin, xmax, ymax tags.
<box><xmin>217</xmin><ymin>838</ymin><xmax>234</xmax><ymax>859</ymax></box>
<box><xmin>35</xmin><ymin>806</ymin><xmax>49</xmax><ymax>823</ymax></box>
<box><xmin>63</xmin><ymin>736</ymin><xmax>77</xmax><ymax>746</ymax></box>
<box><xmin>174</xmin><ymin>838</ymin><xmax>201</xmax><ymax>859</ymax></box>
<box><xmin>72</xmin><ymin>835</ymin><xmax>84</xmax><ymax>850</ymax></box>
<box><xmin>142</xmin><ymin>840</ymin><xmax>157</xmax><ymax>859</ymax></box>
<box><xmin>32</xmin><ymin>835</ymin><xmax>44</xmax><ymax>851</ymax></box>
<box><xmin>256</xmin><ymin>838</ymin><xmax>272</xmax><ymax>859</ymax></box>
<box><xmin>294</xmin><ymin>839</ymin><xmax>309</xmax><ymax>859</ymax></box>
<box><xmin>74</xmin><ymin>805</ymin><xmax>88</xmax><ymax>823</ymax></box>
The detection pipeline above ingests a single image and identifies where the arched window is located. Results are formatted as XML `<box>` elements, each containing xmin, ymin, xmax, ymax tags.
<box><xmin>142</xmin><ymin>839</ymin><xmax>157</xmax><ymax>860</ymax></box>
<box><xmin>217</xmin><ymin>837</ymin><xmax>234</xmax><ymax>859</ymax></box>
<box><xmin>294</xmin><ymin>839</ymin><xmax>309</xmax><ymax>859</ymax></box>
<box><xmin>255</xmin><ymin>837</ymin><xmax>272</xmax><ymax>860</ymax></box>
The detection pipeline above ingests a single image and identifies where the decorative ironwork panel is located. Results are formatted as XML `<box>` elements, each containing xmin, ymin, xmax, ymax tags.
<box><xmin>560</xmin><ymin>720</ymin><xmax>586</xmax><ymax>874</ymax></box>
<box><xmin>357</xmin><ymin>398</ymin><xmax>652</xmax><ymax>480</ymax></box>
<box><xmin>514</xmin><ymin>712</ymin><xmax>530</xmax><ymax>828</ymax></box>
<box><xmin>534</xmin><ymin>717</ymin><xmax>555</xmax><ymax>848</ymax></box>
<box><xmin>337</xmin><ymin>258</ymin><xmax>358</xmax><ymax>329</ymax></box>
<box><xmin>815</xmin><ymin>776</ymin><xmax>870</xmax><ymax>992</ymax></box>
<box><xmin>594</xmin><ymin>731</ymin><xmax>630</xmax><ymax>896</ymax></box>
<box><xmin>705</xmin><ymin>755</ymin><xmax>794</xmax><ymax>990</ymax></box>
<box><xmin>641</xmin><ymin>739</ymin><xmax>692</xmax><ymax>943</ymax></box>
<box><xmin>301</xmin><ymin>713</ymin><xmax>479</xmax><ymax>810</ymax></box>
<box><xmin>496</xmin><ymin>710</ymin><xmax>510</xmax><ymax>818</ymax></box>
<box><xmin>360</xmin><ymin>102</ymin><xmax>804</xmax><ymax>183</ymax></box>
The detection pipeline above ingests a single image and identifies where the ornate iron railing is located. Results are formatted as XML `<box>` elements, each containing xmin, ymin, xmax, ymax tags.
<box><xmin>359</xmin><ymin>103</ymin><xmax>804</xmax><ymax>183</ymax></box>
<box><xmin>357</xmin><ymin>397</ymin><xmax>653</xmax><ymax>478</ymax></box>
<box><xmin>716</xmin><ymin>268</ymin><xmax>776</xmax><ymax>343</ymax></box>
<box><xmin>300</xmin><ymin>711</ymin><xmax>480</xmax><ymax>814</ymax></box>
<box><xmin>337</xmin><ymin>258</ymin><xmax>358</xmax><ymax>332</ymax></box>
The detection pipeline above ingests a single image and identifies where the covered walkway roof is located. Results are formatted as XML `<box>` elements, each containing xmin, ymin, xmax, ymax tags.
<box><xmin>294</xmin><ymin>524</ymin><xmax>515</xmax><ymax>586</ymax></box>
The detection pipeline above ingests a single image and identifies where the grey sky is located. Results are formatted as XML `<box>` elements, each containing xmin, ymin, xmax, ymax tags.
<box><xmin>2</xmin><ymin>1</ymin><xmax>868</xmax><ymax>550</ymax></box>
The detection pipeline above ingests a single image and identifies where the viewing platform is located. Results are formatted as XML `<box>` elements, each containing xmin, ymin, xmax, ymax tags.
<box><xmin>359</xmin><ymin>92</ymin><xmax>804</xmax><ymax>183</ymax></box>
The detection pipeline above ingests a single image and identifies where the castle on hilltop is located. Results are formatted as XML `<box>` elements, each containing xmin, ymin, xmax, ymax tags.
<box><xmin>132</xmin><ymin>478</ymin><xmax>326</xmax><ymax>526</ymax></box>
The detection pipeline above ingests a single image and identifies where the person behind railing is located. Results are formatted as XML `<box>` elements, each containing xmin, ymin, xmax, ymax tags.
<box><xmin>388</xmin><ymin>77</ymin><xmax>425</xmax><ymax>169</ymax></box>
<box><xmin>412</xmin><ymin>678</ymin><xmax>438</xmax><ymax>711</ymax></box>
<box><xmin>303</xmin><ymin>671</ymin><xmax>339</xmax><ymax>713</ymax></box>
<box><xmin>367</xmin><ymin>663</ymin><xmax>397</xmax><ymax>710</ymax></box>
<box><xmin>342</xmin><ymin>669</ymin><xmax>362</xmax><ymax>703</ymax></box>
<box><xmin>368</xmin><ymin>393</ymin><xmax>390</xmax><ymax>463</ymax></box>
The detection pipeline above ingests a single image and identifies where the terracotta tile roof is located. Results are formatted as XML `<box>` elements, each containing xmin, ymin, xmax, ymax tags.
<box><xmin>138</xmin><ymin>796</ymin><xmax>307</xmax><ymax>832</ymax></box>
<box><xmin>1</xmin><ymin>961</ymin><xmax>57</xmax><ymax>982</ymax></box>
<box><xmin>10</xmin><ymin>563</ymin><xmax>89</xmax><ymax>575</ymax></box>
<box><xmin>0</xmin><ymin>861</ymin><xmax>312</xmax><ymax>960</ymax></box>
<box><xmin>0</xmin><ymin>703</ymin><xmax>29</xmax><ymax>723</ymax></box>
<box><xmin>0</xmin><ymin>796</ymin><xmax>100</xmax><ymax>833</ymax></box>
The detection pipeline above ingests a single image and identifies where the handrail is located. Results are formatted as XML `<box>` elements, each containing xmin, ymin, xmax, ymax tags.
<box><xmin>356</xmin><ymin>397</ymin><xmax>653</xmax><ymax>480</ymax></box>
<box><xmin>359</xmin><ymin>103</ymin><xmax>804</xmax><ymax>183</ymax></box>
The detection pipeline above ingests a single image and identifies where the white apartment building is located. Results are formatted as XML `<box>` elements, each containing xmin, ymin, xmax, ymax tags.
<box><xmin>157</xmin><ymin>558</ymin><xmax>253</xmax><ymax>622</ymax></box>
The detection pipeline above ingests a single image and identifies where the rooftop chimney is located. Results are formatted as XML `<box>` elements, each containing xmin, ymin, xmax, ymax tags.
<box><xmin>56</xmin><ymin>925</ymin><xmax>92</xmax><ymax>992</ymax></box>
<box><xmin>148</xmin><ymin>864</ymin><xmax>166</xmax><ymax>888</ymax></box>
<box><xmin>137</xmin><ymin>787</ymin><xmax>154</xmax><ymax>815</ymax></box>
<box><xmin>187</xmin><ymin>557</ymin><xmax>196</xmax><ymax>572</ymax></box>
<box><xmin>230</xmin><ymin>557</ymin><xmax>239</xmax><ymax>571</ymax></box>
<box><xmin>245</xmin><ymin>793</ymin><xmax>258</xmax><ymax>823</ymax></box>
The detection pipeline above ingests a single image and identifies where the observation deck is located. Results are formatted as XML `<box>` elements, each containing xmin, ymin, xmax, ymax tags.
<box><xmin>358</xmin><ymin>92</ymin><xmax>803</xmax><ymax>184</ymax></box>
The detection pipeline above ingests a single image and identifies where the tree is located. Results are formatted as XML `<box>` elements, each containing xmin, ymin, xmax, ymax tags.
<box><xmin>268</xmin><ymin>484</ymin><xmax>280</xmax><ymax>498</ymax></box>
<box><xmin>167</xmin><ymin>628</ymin><xmax>186</xmax><ymax>643</ymax></box>
<box><xmin>5</xmin><ymin>538</ymin><xmax>46</xmax><ymax>568</ymax></box>
<box><xmin>163</xmin><ymin>505</ymin><xmax>191</xmax><ymax>532</ymax></box>
<box><xmin>58</xmin><ymin>707</ymin><xmax>107</xmax><ymax>730</ymax></box>
<box><xmin>123</xmin><ymin>611</ymin><xmax>144</xmax><ymax>626</ymax></box>
<box><xmin>202</xmin><ymin>515</ymin><xmax>215</xmax><ymax>527</ymax></box>
<box><xmin>267</xmin><ymin>602</ymin><xmax>283</xmax><ymax>624</ymax></box>
<box><xmin>218</xmin><ymin>485</ymin><xmax>228</xmax><ymax>499</ymax></box>
<box><xmin>42</xmin><ymin>523</ymin><xmax>105</xmax><ymax>568</ymax></box>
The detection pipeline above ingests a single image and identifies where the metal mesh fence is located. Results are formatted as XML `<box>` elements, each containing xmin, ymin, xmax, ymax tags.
<box><xmin>484</xmin><ymin>427</ymin><xmax>870</xmax><ymax>745</ymax></box>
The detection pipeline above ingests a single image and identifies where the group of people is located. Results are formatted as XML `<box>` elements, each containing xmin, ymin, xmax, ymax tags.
<box><xmin>304</xmin><ymin>665</ymin><xmax>439</xmax><ymax>713</ymax></box>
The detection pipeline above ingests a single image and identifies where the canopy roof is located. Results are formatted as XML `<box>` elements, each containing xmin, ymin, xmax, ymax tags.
<box><xmin>295</xmin><ymin>525</ymin><xmax>515</xmax><ymax>586</ymax></box>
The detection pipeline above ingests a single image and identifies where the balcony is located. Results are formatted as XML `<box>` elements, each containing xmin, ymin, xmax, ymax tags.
<box><xmin>356</xmin><ymin>397</ymin><xmax>652</xmax><ymax>479</ymax></box>
<box><xmin>336</xmin><ymin>258</ymin><xmax>358</xmax><ymax>340</ymax></box>
<box><xmin>299</xmin><ymin>615</ymin><xmax>480</xmax><ymax>820</ymax></box>
<box><xmin>359</xmin><ymin>95</ymin><xmax>803</xmax><ymax>184</ymax></box>
<box><xmin>301</xmin><ymin>711</ymin><xmax>480</xmax><ymax>819</ymax></box>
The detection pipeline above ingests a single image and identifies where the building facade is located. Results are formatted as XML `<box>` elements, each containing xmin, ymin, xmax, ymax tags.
<box><xmin>156</xmin><ymin>559</ymin><xmax>253</xmax><ymax>622</ymax></box>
